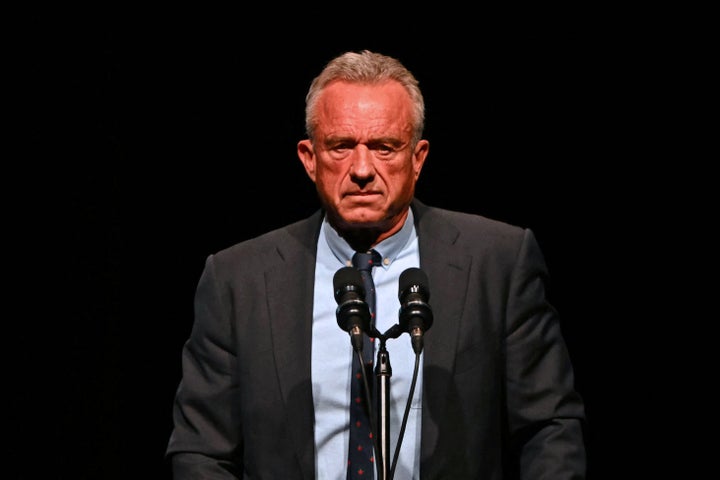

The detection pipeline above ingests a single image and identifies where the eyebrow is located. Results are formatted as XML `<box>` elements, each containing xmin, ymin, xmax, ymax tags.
<box><xmin>324</xmin><ymin>135</ymin><xmax>404</xmax><ymax>146</ymax></box>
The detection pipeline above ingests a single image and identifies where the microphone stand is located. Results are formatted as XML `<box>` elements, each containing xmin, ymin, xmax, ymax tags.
<box><xmin>372</xmin><ymin>325</ymin><xmax>404</xmax><ymax>480</ymax></box>
<box><xmin>375</xmin><ymin>340</ymin><xmax>391</xmax><ymax>480</ymax></box>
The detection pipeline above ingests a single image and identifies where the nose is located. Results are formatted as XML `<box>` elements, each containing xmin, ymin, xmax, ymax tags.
<box><xmin>349</xmin><ymin>145</ymin><xmax>375</xmax><ymax>179</ymax></box>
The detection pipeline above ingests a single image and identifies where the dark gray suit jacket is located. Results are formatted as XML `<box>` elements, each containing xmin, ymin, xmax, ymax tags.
<box><xmin>166</xmin><ymin>199</ymin><xmax>586</xmax><ymax>479</ymax></box>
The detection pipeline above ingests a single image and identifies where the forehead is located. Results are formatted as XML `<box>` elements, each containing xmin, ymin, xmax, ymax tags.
<box><xmin>315</xmin><ymin>80</ymin><xmax>414</xmax><ymax>135</ymax></box>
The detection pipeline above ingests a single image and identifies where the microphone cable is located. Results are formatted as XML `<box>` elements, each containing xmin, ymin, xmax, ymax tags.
<box><xmin>388</xmin><ymin>350</ymin><xmax>421</xmax><ymax>480</ymax></box>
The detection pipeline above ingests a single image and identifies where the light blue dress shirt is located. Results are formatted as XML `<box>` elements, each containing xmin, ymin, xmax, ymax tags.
<box><xmin>312</xmin><ymin>209</ymin><xmax>423</xmax><ymax>479</ymax></box>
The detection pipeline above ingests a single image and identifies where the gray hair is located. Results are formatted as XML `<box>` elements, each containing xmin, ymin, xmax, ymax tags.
<box><xmin>304</xmin><ymin>50</ymin><xmax>425</xmax><ymax>145</ymax></box>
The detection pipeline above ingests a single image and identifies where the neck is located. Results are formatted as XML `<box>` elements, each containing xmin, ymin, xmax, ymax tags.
<box><xmin>332</xmin><ymin>208</ymin><xmax>410</xmax><ymax>252</ymax></box>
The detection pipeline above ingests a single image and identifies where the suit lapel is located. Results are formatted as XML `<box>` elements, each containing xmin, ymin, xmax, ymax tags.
<box><xmin>414</xmin><ymin>201</ymin><xmax>470</xmax><ymax>463</ymax></box>
<box><xmin>265</xmin><ymin>213</ymin><xmax>322</xmax><ymax>479</ymax></box>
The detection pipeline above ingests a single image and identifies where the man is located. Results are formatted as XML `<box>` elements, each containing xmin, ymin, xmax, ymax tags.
<box><xmin>166</xmin><ymin>49</ymin><xmax>586</xmax><ymax>479</ymax></box>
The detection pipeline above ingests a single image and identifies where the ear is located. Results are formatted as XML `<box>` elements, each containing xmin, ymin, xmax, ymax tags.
<box><xmin>412</xmin><ymin>139</ymin><xmax>430</xmax><ymax>179</ymax></box>
<box><xmin>297</xmin><ymin>139</ymin><xmax>317</xmax><ymax>182</ymax></box>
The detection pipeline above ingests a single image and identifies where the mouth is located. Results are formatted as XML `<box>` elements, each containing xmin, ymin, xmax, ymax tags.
<box><xmin>346</xmin><ymin>191</ymin><xmax>381</xmax><ymax>202</ymax></box>
<box><xmin>347</xmin><ymin>189</ymin><xmax>381</xmax><ymax>197</ymax></box>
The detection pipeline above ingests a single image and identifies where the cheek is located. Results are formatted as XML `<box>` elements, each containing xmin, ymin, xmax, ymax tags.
<box><xmin>387</xmin><ymin>163</ymin><xmax>416</xmax><ymax>184</ymax></box>
<box><xmin>315</xmin><ymin>163</ymin><xmax>346</xmax><ymax>188</ymax></box>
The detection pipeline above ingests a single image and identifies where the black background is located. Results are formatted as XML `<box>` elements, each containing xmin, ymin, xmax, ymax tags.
<box><xmin>19</xmin><ymin>9</ymin><xmax>665</xmax><ymax>479</ymax></box>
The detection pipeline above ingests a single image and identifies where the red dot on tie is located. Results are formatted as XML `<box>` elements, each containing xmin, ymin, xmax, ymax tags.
<box><xmin>358</xmin><ymin>468</ymin><xmax>365</xmax><ymax>475</ymax></box>
<box><xmin>357</xmin><ymin>445</ymin><xmax>363</xmax><ymax>452</ymax></box>
<box><xmin>368</xmin><ymin>432</ymin><xmax>373</xmax><ymax>439</ymax></box>
<box><xmin>355</xmin><ymin>397</ymin><xmax>362</xmax><ymax>404</ymax></box>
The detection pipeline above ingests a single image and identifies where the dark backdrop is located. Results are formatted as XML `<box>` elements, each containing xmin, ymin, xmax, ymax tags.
<box><xmin>21</xmin><ymin>11</ymin><xmax>649</xmax><ymax>479</ymax></box>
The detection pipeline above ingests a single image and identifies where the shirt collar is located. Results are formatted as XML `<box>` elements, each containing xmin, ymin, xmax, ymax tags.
<box><xmin>322</xmin><ymin>208</ymin><xmax>415</xmax><ymax>271</ymax></box>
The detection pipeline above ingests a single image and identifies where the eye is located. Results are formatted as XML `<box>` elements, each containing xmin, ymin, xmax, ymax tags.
<box><xmin>329</xmin><ymin>140</ymin><xmax>355</xmax><ymax>153</ymax></box>
<box><xmin>368</xmin><ymin>140</ymin><xmax>400</xmax><ymax>158</ymax></box>
<box><xmin>324</xmin><ymin>141</ymin><xmax>354</xmax><ymax>160</ymax></box>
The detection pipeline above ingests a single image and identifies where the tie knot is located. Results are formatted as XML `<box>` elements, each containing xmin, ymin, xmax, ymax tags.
<box><xmin>352</xmin><ymin>250</ymin><xmax>382</xmax><ymax>272</ymax></box>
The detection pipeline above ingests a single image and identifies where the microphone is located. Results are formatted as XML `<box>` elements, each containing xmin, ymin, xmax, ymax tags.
<box><xmin>334</xmin><ymin>266</ymin><xmax>371</xmax><ymax>352</ymax></box>
<box><xmin>398</xmin><ymin>267</ymin><xmax>434</xmax><ymax>354</ymax></box>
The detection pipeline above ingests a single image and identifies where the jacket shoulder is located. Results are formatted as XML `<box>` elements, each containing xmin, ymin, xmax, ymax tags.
<box><xmin>208</xmin><ymin>210</ymin><xmax>323</xmax><ymax>273</ymax></box>
<box><xmin>413</xmin><ymin>199</ymin><xmax>527</xmax><ymax>248</ymax></box>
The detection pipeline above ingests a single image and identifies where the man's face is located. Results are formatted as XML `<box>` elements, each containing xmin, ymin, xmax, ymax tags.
<box><xmin>297</xmin><ymin>80</ymin><xmax>428</xmax><ymax>235</ymax></box>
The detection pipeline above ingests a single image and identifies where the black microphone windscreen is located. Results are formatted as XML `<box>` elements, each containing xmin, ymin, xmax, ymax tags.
<box><xmin>399</xmin><ymin>267</ymin><xmax>430</xmax><ymax>300</ymax></box>
<box><xmin>333</xmin><ymin>266</ymin><xmax>364</xmax><ymax>301</ymax></box>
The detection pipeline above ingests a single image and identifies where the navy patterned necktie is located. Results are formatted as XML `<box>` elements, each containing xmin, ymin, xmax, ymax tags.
<box><xmin>347</xmin><ymin>249</ymin><xmax>381</xmax><ymax>479</ymax></box>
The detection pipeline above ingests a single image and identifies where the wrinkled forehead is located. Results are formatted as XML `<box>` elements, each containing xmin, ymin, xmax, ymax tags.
<box><xmin>315</xmin><ymin>81</ymin><xmax>414</xmax><ymax>139</ymax></box>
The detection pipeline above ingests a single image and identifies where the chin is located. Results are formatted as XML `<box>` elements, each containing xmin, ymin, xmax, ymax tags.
<box><xmin>339</xmin><ymin>209</ymin><xmax>383</xmax><ymax>225</ymax></box>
